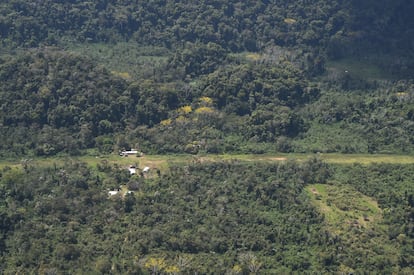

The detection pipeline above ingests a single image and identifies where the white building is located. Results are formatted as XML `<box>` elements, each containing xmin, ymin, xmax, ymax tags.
<box><xmin>128</xmin><ymin>165</ymin><xmax>137</xmax><ymax>175</ymax></box>
<box><xmin>120</xmin><ymin>149</ymin><xmax>139</xmax><ymax>157</ymax></box>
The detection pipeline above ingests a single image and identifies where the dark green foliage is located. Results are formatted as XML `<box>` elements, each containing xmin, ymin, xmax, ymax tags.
<box><xmin>0</xmin><ymin>1</ymin><xmax>413</xmax><ymax>156</ymax></box>
<box><xmin>200</xmin><ymin>63</ymin><xmax>318</xmax><ymax>114</ymax></box>
<box><xmin>0</xmin><ymin>159</ymin><xmax>329</xmax><ymax>273</ymax></box>
<box><xmin>0</xmin><ymin>1</ymin><xmax>412</xmax><ymax>66</ymax></box>
<box><xmin>332</xmin><ymin>163</ymin><xmax>414</xmax><ymax>271</ymax></box>
<box><xmin>168</xmin><ymin>42</ymin><xmax>227</xmax><ymax>78</ymax></box>
<box><xmin>0</xmin><ymin>49</ymin><xmax>185</xmax><ymax>156</ymax></box>
<box><xmin>0</xmin><ymin>160</ymin><xmax>412</xmax><ymax>273</ymax></box>
<box><xmin>0</xmin><ymin>1</ymin><xmax>343</xmax><ymax>51</ymax></box>
<box><xmin>0</xmin><ymin>1</ymin><xmax>413</xmax><ymax>273</ymax></box>
<box><xmin>298</xmin><ymin>86</ymin><xmax>414</xmax><ymax>153</ymax></box>
<box><xmin>0</xmin><ymin>49</ymin><xmax>125</xmax><ymax>155</ymax></box>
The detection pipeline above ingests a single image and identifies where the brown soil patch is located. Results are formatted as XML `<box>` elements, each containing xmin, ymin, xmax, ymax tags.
<box><xmin>311</xmin><ymin>188</ymin><xmax>319</xmax><ymax>195</ymax></box>
<box><xmin>268</xmin><ymin>157</ymin><xmax>287</xmax><ymax>161</ymax></box>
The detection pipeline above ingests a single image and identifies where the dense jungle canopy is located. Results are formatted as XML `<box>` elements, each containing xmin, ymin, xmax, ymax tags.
<box><xmin>0</xmin><ymin>1</ymin><xmax>413</xmax><ymax>274</ymax></box>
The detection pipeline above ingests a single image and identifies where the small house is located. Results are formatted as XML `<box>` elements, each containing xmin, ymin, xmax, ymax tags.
<box><xmin>128</xmin><ymin>165</ymin><xmax>137</xmax><ymax>175</ymax></box>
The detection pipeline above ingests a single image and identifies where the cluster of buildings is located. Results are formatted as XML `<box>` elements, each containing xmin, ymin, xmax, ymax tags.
<box><xmin>108</xmin><ymin>164</ymin><xmax>151</xmax><ymax>197</ymax></box>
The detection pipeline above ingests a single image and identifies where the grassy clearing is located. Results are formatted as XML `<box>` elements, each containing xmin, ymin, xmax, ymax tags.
<box><xmin>213</xmin><ymin>153</ymin><xmax>414</xmax><ymax>165</ymax></box>
<box><xmin>306</xmin><ymin>182</ymin><xmax>399</xmax><ymax>269</ymax></box>
<box><xmin>1</xmin><ymin>153</ymin><xmax>414</xmax><ymax>171</ymax></box>
<box><xmin>307</xmin><ymin>183</ymin><xmax>382</xmax><ymax>233</ymax></box>
<box><xmin>64</xmin><ymin>42</ymin><xmax>170</xmax><ymax>80</ymax></box>
<box><xmin>325</xmin><ymin>58</ymin><xmax>391</xmax><ymax>81</ymax></box>
<box><xmin>318</xmin><ymin>153</ymin><xmax>414</xmax><ymax>164</ymax></box>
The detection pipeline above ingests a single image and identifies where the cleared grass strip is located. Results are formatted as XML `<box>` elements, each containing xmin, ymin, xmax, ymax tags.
<box><xmin>1</xmin><ymin>153</ymin><xmax>414</xmax><ymax>171</ymax></box>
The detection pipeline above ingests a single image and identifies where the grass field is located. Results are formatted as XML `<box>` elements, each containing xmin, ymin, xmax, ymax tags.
<box><xmin>64</xmin><ymin>42</ymin><xmax>171</xmax><ymax>81</ymax></box>
<box><xmin>306</xmin><ymin>182</ymin><xmax>399</xmax><ymax>269</ymax></box>
<box><xmin>307</xmin><ymin>183</ymin><xmax>382</xmax><ymax>233</ymax></box>
<box><xmin>325</xmin><ymin>57</ymin><xmax>392</xmax><ymax>81</ymax></box>
<box><xmin>1</xmin><ymin>153</ymin><xmax>414</xmax><ymax>172</ymax></box>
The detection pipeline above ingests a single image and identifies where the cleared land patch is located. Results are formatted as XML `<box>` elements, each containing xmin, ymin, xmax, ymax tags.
<box><xmin>307</xmin><ymin>184</ymin><xmax>382</xmax><ymax>233</ymax></box>
<box><xmin>1</xmin><ymin>153</ymin><xmax>414</xmax><ymax>172</ymax></box>
<box><xmin>307</xmin><ymin>183</ymin><xmax>399</xmax><ymax>272</ymax></box>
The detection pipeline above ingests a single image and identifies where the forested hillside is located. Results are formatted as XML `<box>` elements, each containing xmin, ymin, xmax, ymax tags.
<box><xmin>0</xmin><ymin>159</ymin><xmax>412</xmax><ymax>273</ymax></box>
<box><xmin>0</xmin><ymin>1</ymin><xmax>413</xmax><ymax>273</ymax></box>
<box><xmin>0</xmin><ymin>0</ymin><xmax>413</xmax><ymax>157</ymax></box>
<box><xmin>1</xmin><ymin>1</ymin><xmax>413</xmax><ymax>54</ymax></box>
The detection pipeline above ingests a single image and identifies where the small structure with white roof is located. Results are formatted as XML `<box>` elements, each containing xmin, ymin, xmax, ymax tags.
<box><xmin>119</xmin><ymin>149</ymin><xmax>139</xmax><ymax>157</ymax></box>
<box><xmin>108</xmin><ymin>190</ymin><xmax>119</xmax><ymax>196</ymax></box>
<box><xmin>128</xmin><ymin>165</ymin><xmax>137</xmax><ymax>175</ymax></box>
